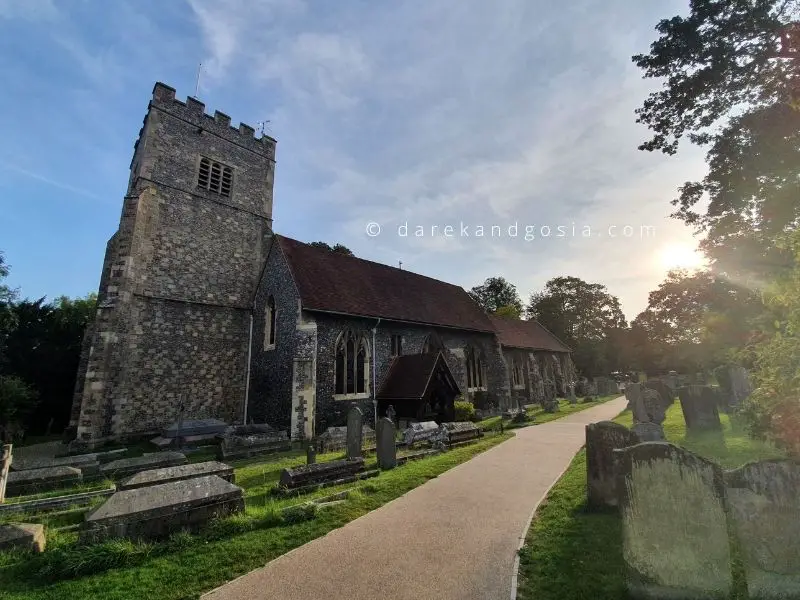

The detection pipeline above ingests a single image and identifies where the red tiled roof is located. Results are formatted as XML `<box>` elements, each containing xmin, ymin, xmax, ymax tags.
<box><xmin>276</xmin><ymin>236</ymin><xmax>495</xmax><ymax>332</ymax></box>
<box><xmin>488</xmin><ymin>315</ymin><xmax>571</xmax><ymax>352</ymax></box>
<box><xmin>377</xmin><ymin>352</ymin><xmax>459</xmax><ymax>400</ymax></box>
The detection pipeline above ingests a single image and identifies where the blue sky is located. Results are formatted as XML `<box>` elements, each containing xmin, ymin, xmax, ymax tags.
<box><xmin>0</xmin><ymin>0</ymin><xmax>707</xmax><ymax>319</ymax></box>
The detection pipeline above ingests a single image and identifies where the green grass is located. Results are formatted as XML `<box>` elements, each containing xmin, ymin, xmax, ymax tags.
<box><xmin>0</xmin><ymin>432</ymin><xmax>512</xmax><ymax>600</ymax></box>
<box><xmin>516</xmin><ymin>401</ymin><xmax>785</xmax><ymax>600</ymax></box>
<box><xmin>3</xmin><ymin>479</ymin><xmax>115</xmax><ymax>505</ymax></box>
<box><xmin>477</xmin><ymin>394</ymin><xmax>620</xmax><ymax>431</ymax></box>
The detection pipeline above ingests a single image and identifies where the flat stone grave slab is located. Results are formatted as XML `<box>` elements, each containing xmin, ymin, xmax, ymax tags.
<box><xmin>6</xmin><ymin>466</ymin><xmax>83</xmax><ymax>497</ymax></box>
<box><xmin>317</xmin><ymin>426</ymin><xmax>375</xmax><ymax>453</ymax></box>
<box><xmin>118</xmin><ymin>461</ymin><xmax>234</xmax><ymax>491</ymax></box>
<box><xmin>280</xmin><ymin>458</ymin><xmax>365</xmax><ymax>490</ymax></box>
<box><xmin>82</xmin><ymin>475</ymin><xmax>244</xmax><ymax>542</ymax></box>
<box><xmin>101</xmin><ymin>452</ymin><xmax>187</xmax><ymax>480</ymax></box>
<box><xmin>0</xmin><ymin>523</ymin><xmax>46</xmax><ymax>553</ymax></box>
<box><xmin>218</xmin><ymin>426</ymin><xmax>290</xmax><ymax>460</ymax></box>
<box><xmin>11</xmin><ymin>452</ymin><xmax>100</xmax><ymax>476</ymax></box>
<box><xmin>402</xmin><ymin>421</ymin><xmax>441</xmax><ymax>445</ymax></box>
<box><xmin>441</xmin><ymin>421</ymin><xmax>483</xmax><ymax>444</ymax></box>
<box><xmin>162</xmin><ymin>418</ymin><xmax>228</xmax><ymax>439</ymax></box>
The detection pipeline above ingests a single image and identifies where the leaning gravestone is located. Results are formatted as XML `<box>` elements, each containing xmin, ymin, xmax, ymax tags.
<box><xmin>725</xmin><ymin>459</ymin><xmax>800</xmax><ymax>599</ymax></box>
<box><xmin>376</xmin><ymin>418</ymin><xmax>397</xmax><ymax>470</ymax></box>
<box><xmin>346</xmin><ymin>407</ymin><xmax>364</xmax><ymax>460</ymax></box>
<box><xmin>678</xmin><ymin>385</ymin><xmax>722</xmax><ymax>431</ymax></box>
<box><xmin>585</xmin><ymin>421</ymin><xmax>638</xmax><ymax>509</ymax></box>
<box><xmin>615</xmin><ymin>442</ymin><xmax>732</xmax><ymax>600</ymax></box>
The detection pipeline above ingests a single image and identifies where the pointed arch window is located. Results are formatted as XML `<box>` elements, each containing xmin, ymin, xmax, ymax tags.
<box><xmin>334</xmin><ymin>330</ymin><xmax>370</xmax><ymax>397</ymax></box>
<box><xmin>511</xmin><ymin>356</ymin><xmax>524</xmax><ymax>389</ymax></box>
<box><xmin>264</xmin><ymin>296</ymin><xmax>276</xmax><ymax>349</ymax></box>
<box><xmin>465</xmin><ymin>346</ymin><xmax>485</xmax><ymax>390</ymax></box>
<box><xmin>422</xmin><ymin>332</ymin><xmax>445</xmax><ymax>355</ymax></box>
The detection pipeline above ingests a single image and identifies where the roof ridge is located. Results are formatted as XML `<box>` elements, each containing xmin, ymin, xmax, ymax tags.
<box><xmin>275</xmin><ymin>234</ymin><xmax>476</xmax><ymax>293</ymax></box>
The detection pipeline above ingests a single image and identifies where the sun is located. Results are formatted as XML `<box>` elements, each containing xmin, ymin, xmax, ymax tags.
<box><xmin>658</xmin><ymin>243</ymin><xmax>707</xmax><ymax>271</ymax></box>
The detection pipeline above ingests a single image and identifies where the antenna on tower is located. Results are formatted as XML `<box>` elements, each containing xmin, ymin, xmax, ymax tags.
<box><xmin>398</xmin><ymin>260</ymin><xmax>403</xmax><ymax>270</ymax></box>
<box><xmin>256</xmin><ymin>120</ymin><xmax>272</xmax><ymax>136</ymax></box>
<box><xmin>194</xmin><ymin>63</ymin><xmax>202</xmax><ymax>97</ymax></box>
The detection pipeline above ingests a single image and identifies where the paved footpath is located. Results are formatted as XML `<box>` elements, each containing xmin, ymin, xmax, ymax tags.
<box><xmin>203</xmin><ymin>396</ymin><xmax>628</xmax><ymax>600</ymax></box>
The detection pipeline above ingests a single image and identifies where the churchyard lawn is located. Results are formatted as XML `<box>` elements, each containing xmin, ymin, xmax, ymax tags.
<box><xmin>515</xmin><ymin>402</ymin><xmax>785</xmax><ymax>600</ymax></box>
<box><xmin>0</xmin><ymin>433</ymin><xmax>512</xmax><ymax>600</ymax></box>
<box><xmin>478</xmin><ymin>394</ymin><xmax>620</xmax><ymax>431</ymax></box>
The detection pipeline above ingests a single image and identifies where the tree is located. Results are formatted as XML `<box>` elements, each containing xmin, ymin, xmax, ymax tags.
<box><xmin>309</xmin><ymin>241</ymin><xmax>354</xmax><ymax>256</ymax></box>
<box><xmin>494</xmin><ymin>304</ymin><xmax>522</xmax><ymax>319</ymax></box>
<box><xmin>468</xmin><ymin>277</ymin><xmax>523</xmax><ymax>314</ymax></box>
<box><xmin>0</xmin><ymin>375</ymin><xmax>38</xmax><ymax>442</ymax></box>
<box><xmin>0</xmin><ymin>252</ymin><xmax>18</xmax><ymax>366</ymax></box>
<box><xmin>631</xmin><ymin>269</ymin><xmax>763</xmax><ymax>372</ymax></box>
<box><xmin>526</xmin><ymin>276</ymin><xmax>627</xmax><ymax>376</ymax></box>
<box><xmin>634</xmin><ymin>1</ymin><xmax>800</xmax><ymax>277</ymax></box>
<box><xmin>1</xmin><ymin>294</ymin><xmax>96</xmax><ymax>434</ymax></box>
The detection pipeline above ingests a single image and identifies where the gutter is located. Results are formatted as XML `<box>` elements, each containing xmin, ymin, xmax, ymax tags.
<box><xmin>372</xmin><ymin>317</ymin><xmax>381</xmax><ymax>426</ymax></box>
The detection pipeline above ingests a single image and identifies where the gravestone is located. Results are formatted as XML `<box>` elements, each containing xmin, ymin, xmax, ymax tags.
<box><xmin>729</xmin><ymin>366</ymin><xmax>751</xmax><ymax>408</ymax></box>
<box><xmin>82</xmin><ymin>475</ymin><xmax>244</xmax><ymax>542</ymax></box>
<box><xmin>402</xmin><ymin>421</ymin><xmax>440</xmax><ymax>446</ymax></box>
<box><xmin>568</xmin><ymin>383</ymin><xmax>577</xmax><ymax>405</ymax></box>
<box><xmin>10</xmin><ymin>452</ymin><xmax>101</xmax><ymax>476</ymax></box>
<box><xmin>625</xmin><ymin>383</ymin><xmax>645</xmax><ymax>420</ymax></box>
<box><xmin>279</xmin><ymin>458</ymin><xmax>366</xmax><ymax>489</ymax></box>
<box><xmin>678</xmin><ymin>385</ymin><xmax>722</xmax><ymax>431</ymax></box>
<box><xmin>585</xmin><ymin>421</ymin><xmax>638</xmax><ymax>508</ymax></box>
<box><xmin>0</xmin><ymin>523</ymin><xmax>46</xmax><ymax>553</ymax></box>
<box><xmin>615</xmin><ymin>442</ymin><xmax>732</xmax><ymax>600</ymax></box>
<box><xmin>346</xmin><ymin>407</ymin><xmax>364</xmax><ymax>460</ymax></box>
<box><xmin>6</xmin><ymin>465</ymin><xmax>83</xmax><ymax>497</ymax></box>
<box><xmin>666</xmin><ymin>371</ymin><xmax>679</xmax><ymax>391</ymax></box>
<box><xmin>725</xmin><ymin>459</ymin><xmax>800</xmax><ymax>599</ymax></box>
<box><xmin>217</xmin><ymin>426</ymin><xmax>290</xmax><ymax>460</ymax></box>
<box><xmin>644</xmin><ymin>379</ymin><xmax>674</xmax><ymax>410</ymax></box>
<box><xmin>631</xmin><ymin>422</ymin><xmax>665</xmax><ymax>442</ymax></box>
<box><xmin>317</xmin><ymin>426</ymin><xmax>347</xmax><ymax>452</ymax></box>
<box><xmin>440</xmin><ymin>421</ymin><xmax>483</xmax><ymax>445</ymax></box>
<box><xmin>101</xmin><ymin>452</ymin><xmax>187</xmax><ymax>480</ymax></box>
<box><xmin>306</xmin><ymin>445</ymin><xmax>316</xmax><ymax>465</ymax></box>
<box><xmin>626</xmin><ymin>384</ymin><xmax>666</xmax><ymax>441</ymax></box>
<box><xmin>118</xmin><ymin>461</ymin><xmax>234</xmax><ymax>491</ymax></box>
<box><xmin>386</xmin><ymin>405</ymin><xmax>397</xmax><ymax>424</ymax></box>
<box><xmin>376</xmin><ymin>418</ymin><xmax>397</xmax><ymax>470</ymax></box>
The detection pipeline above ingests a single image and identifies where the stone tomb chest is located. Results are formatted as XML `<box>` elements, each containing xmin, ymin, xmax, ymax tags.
<box><xmin>101</xmin><ymin>452</ymin><xmax>187</xmax><ymax>480</ymax></box>
<box><xmin>118</xmin><ymin>461</ymin><xmax>235</xmax><ymax>491</ymax></box>
<box><xmin>6</xmin><ymin>466</ymin><xmax>83</xmax><ymax>497</ymax></box>
<box><xmin>82</xmin><ymin>475</ymin><xmax>244</xmax><ymax>542</ymax></box>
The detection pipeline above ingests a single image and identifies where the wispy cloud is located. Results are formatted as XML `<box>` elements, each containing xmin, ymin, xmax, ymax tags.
<box><xmin>0</xmin><ymin>160</ymin><xmax>103</xmax><ymax>201</ymax></box>
<box><xmin>0</xmin><ymin>0</ymin><xmax>58</xmax><ymax>21</ymax></box>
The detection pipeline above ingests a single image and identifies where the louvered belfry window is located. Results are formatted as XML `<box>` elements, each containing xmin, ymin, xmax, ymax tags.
<box><xmin>197</xmin><ymin>157</ymin><xmax>233</xmax><ymax>197</ymax></box>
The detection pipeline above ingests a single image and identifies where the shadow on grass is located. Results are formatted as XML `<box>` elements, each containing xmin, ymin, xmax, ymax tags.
<box><xmin>516</xmin><ymin>450</ymin><xmax>628</xmax><ymax>600</ymax></box>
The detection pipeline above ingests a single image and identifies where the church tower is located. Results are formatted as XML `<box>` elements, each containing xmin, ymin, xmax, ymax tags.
<box><xmin>69</xmin><ymin>82</ymin><xmax>276</xmax><ymax>446</ymax></box>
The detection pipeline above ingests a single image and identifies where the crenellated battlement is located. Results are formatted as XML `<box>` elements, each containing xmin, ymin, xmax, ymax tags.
<box><xmin>149</xmin><ymin>82</ymin><xmax>276</xmax><ymax>159</ymax></box>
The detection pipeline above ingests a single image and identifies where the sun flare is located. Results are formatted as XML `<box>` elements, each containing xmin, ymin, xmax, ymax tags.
<box><xmin>658</xmin><ymin>243</ymin><xmax>707</xmax><ymax>271</ymax></box>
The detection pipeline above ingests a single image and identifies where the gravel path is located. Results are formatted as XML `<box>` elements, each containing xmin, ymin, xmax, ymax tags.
<box><xmin>203</xmin><ymin>396</ymin><xmax>628</xmax><ymax>600</ymax></box>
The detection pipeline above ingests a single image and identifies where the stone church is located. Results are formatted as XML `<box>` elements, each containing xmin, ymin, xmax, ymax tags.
<box><xmin>68</xmin><ymin>82</ymin><xmax>574</xmax><ymax>446</ymax></box>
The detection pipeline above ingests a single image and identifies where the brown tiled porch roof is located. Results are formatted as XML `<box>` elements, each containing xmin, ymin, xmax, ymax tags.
<box><xmin>377</xmin><ymin>352</ymin><xmax>459</xmax><ymax>400</ymax></box>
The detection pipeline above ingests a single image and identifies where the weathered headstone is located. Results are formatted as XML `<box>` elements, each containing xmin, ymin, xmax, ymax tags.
<box><xmin>6</xmin><ymin>466</ymin><xmax>83</xmax><ymax>497</ymax></box>
<box><xmin>376</xmin><ymin>418</ymin><xmax>397</xmax><ymax>470</ymax></box>
<box><xmin>117</xmin><ymin>461</ymin><xmax>234</xmax><ymax>491</ymax></box>
<box><xmin>568</xmin><ymin>383</ymin><xmax>577</xmax><ymax>405</ymax></box>
<box><xmin>585</xmin><ymin>421</ymin><xmax>638</xmax><ymax>508</ymax></box>
<box><xmin>615</xmin><ymin>442</ymin><xmax>732</xmax><ymax>600</ymax></box>
<box><xmin>729</xmin><ymin>366</ymin><xmax>751</xmax><ymax>408</ymax></box>
<box><xmin>644</xmin><ymin>379</ymin><xmax>674</xmax><ymax>410</ymax></box>
<box><xmin>346</xmin><ymin>406</ymin><xmax>364</xmax><ymax>460</ymax></box>
<box><xmin>666</xmin><ymin>371</ymin><xmax>679</xmax><ymax>391</ymax></box>
<box><xmin>631</xmin><ymin>422</ymin><xmax>665</xmax><ymax>442</ymax></box>
<box><xmin>101</xmin><ymin>452</ymin><xmax>187</xmax><ymax>480</ymax></box>
<box><xmin>279</xmin><ymin>457</ymin><xmax>366</xmax><ymax>489</ymax></box>
<box><xmin>82</xmin><ymin>475</ymin><xmax>244</xmax><ymax>542</ymax></box>
<box><xmin>625</xmin><ymin>383</ymin><xmax>645</xmax><ymax>420</ymax></box>
<box><xmin>10</xmin><ymin>452</ymin><xmax>101</xmax><ymax>476</ymax></box>
<box><xmin>402</xmin><ymin>421</ymin><xmax>440</xmax><ymax>446</ymax></box>
<box><xmin>725</xmin><ymin>459</ymin><xmax>800</xmax><ymax>599</ymax></box>
<box><xmin>678</xmin><ymin>385</ymin><xmax>722</xmax><ymax>431</ymax></box>
<box><xmin>386</xmin><ymin>405</ymin><xmax>397</xmax><ymax>423</ymax></box>
<box><xmin>306</xmin><ymin>444</ymin><xmax>316</xmax><ymax>465</ymax></box>
<box><xmin>0</xmin><ymin>523</ymin><xmax>45</xmax><ymax>553</ymax></box>
<box><xmin>440</xmin><ymin>421</ymin><xmax>483</xmax><ymax>445</ymax></box>
<box><xmin>217</xmin><ymin>426</ymin><xmax>290</xmax><ymax>460</ymax></box>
